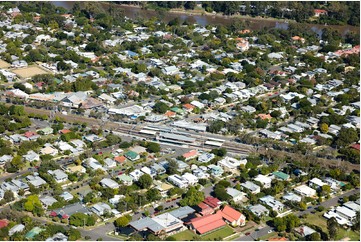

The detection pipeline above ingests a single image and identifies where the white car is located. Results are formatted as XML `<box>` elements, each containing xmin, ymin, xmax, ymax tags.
<box><xmin>268</xmin><ymin>230</ymin><xmax>274</xmax><ymax>234</ymax></box>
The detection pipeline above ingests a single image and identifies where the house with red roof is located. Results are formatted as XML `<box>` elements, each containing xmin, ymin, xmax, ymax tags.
<box><xmin>59</xmin><ymin>129</ymin><xmax>71</xmax><ymax>134</ymax></box>
<box><xmin>183</xmin><ymin>103</ymin><xmax>195</xmax><ymax>112</ymax></box>
<box><xmin>219</xmin><ymin>205</ymin><xmax>246</xmax><ymax>227</ymax></box>
<box><xmin>114</xmin><ymin>156</ymin><xmax>126</xmax><ymax>163</ymax></box>
<box><xmin>197</xmin><ymin>202</ymin><xmax>214</xmax><ymax>216</ymax></box>
<box><xmin>203</xmin><ymin>196</ymin><xmax>222</xmax><ymax>209</ymax></box>
<box><xmin>165</xmin><ymin>111</ymin><xmax>176</xmax><ymax>118</ymax></box>
<box><xmin>314</xmin><ymin>9</ymin><xmax>328</xmax><ymax>17</ymax></box>
<box><xmin>182</xmin><ymin>150</ymin><xmax>199</xmax><ymax>161</ymax></box>
<box><xmin>0</xmin><ymin>219</ymin><xmax>9</xmax><ymax>229</ymax></box>
<box><xmin>189</xmin><ymin>212</ymin><xmax>226</xmax><ymax>235</ymax></box>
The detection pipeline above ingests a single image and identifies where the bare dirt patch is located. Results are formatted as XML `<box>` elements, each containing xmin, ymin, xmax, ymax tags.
<box><xmin>0</xmin><ymin>59</ymin><xmax>10</xmax><ymax>69</ymax></box>
<box><xmin>11</xmin><ymin>66</ymin><xmax>49</xmax><ymax>79</ymax></box>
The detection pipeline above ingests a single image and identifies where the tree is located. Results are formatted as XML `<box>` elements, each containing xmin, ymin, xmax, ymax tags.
<box><xmin>24</xmin><ymin>195</ymin><xmax>42</xmax><ymax>212</ymax></box>
<box><xmin>308</xmin><ymin>232</ymin><xmax>321</xmax><ymax>241</ymax></box>
<box><xmin>320</xmin><ymin>123</ymin><xmax>329</xmax><ymax>133</ymax></box>
<box><xmin>146</xmin><ymin>142</ymin><xmax>160</xmax><ymax>153</ymax></box>
<box><xmin>270</xmin><ymin>110</ymin><xmax>282</xmax><ymax>118</ymax></box>
<box><xmin>179</xmin><ymin>186</ymin><xmax>204</xmax><ymax>206</ymax></box>
<box><xmin>299</xmin><ymin>201</ymin><xmax>307</xmax><ymax>211</ymax></box>
<box><xmin>137</xmin><ymin>174</ymin><xmax>153</xmax><ymax>189</ymax></box>
<box><xmin>3</xmin><ymin>190</ymin><xmax>14</xmax><ymax>203</ymax></box>
<box><xmin>335</xmin><ymin>128</ymin><xmax>359</xmax><ymax>148</ymax></box>
<box><xmin>153</xmin><ymin>102</ymin><xmax>169</xmax><ymax>114</ymax></box>
<box><xmin>146</xmin><ymin>188</ymin><xmax>161</xmax><ymax>202</ymax></box>
<box><xmin>114</xmin><ymin>216</ymin><xmax>129</xmax><ymax>227</ymax></box>
<box><xmin>167</xmin><ymin>160</ymin><xmax>179</xmax><ymax>175</ymax></box>
<box><xmin>9</xmin><ymin>105</ymin><xmax>25</xmax><ymax>116</ymax></box>
<box><xmin>214</xmin><ymin>184</ymin><xmax>231</xmax><ymax>201</ymax></box>
<box><xmin>67</xmin><ymin>228</ymin><xmax>81</xmax><ymax>241</ymax></box>
<box><xmin>327</xmin><ymin>217</ymin><xmax>338</xmax><ymax>239</ymax></box>
<box><xmin>211</xmin><ymin>148</ymin><xmax>227</xmax><ymax>157</ymax></box>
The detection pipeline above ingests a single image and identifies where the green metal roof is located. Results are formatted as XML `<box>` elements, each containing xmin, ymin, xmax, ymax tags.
<box><xmin>272</xmin><ymin>171</ymin><xmax>290</xmax><ymax>180</ymax></box>
<box><xmin>125</xmin><ymin>151</ymin><xmax>139</xmax><ymax>160</ymax></box>
<box><xmin>25</xmin><ymin>227</ymin><xmax>44</xmax><ymax>239</ymax></box>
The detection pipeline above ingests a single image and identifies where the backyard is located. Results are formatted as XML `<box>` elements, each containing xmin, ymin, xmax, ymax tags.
<box><xmin>201</xmin><ymin>226</ymin><xmax>234</xmax><ymax>241</ymax></box>
<box><xmin>302</xmin><ymin>212</ymin><xmax>360</xmax><ymax>241</ymax></box>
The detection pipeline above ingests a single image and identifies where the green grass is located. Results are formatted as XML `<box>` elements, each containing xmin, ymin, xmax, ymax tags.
<box><xmin>335</xmin><ymin>228</ymin><xmax>360</xmax><ymax>241</ymax></box>
<box><xmin>301</xmin><ymin>212</ymin><xmax>327</xmax><ymax>228</ymax></box>
<box><xmin>171</xmin><ymin>230</ymin><xmax>197</xmax><ymax>241</ymax></box>
<box><xmin>201</xmin><ymin>226</ymin><xmax>234</xmax><ymax>241</ymax></box>
<box><xmin>302</xmin><ymin>212</ymin><xmax>360</xmax><ymax>241</ymax></box>
<box><xmin>259</xmin><ymin>232</ymin><xmax>278</xmax><ymax>241</ymax></box>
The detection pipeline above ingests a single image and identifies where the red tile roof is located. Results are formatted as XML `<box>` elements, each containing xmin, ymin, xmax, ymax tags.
<box><xmin>351</xmin><ymin>144</ymin><xmax>360</xmax><ymax>151</ymax></box>
<box><xmin>59</xmin><ymin>129</ymin><xmax>71</xmax><ymax>134</ymax></box>
<box><xmin>314</xmin><ymin>9</ymin><xmax>327</xmax><ymax>13</ymax></box>
<box><xmin>203</xmin><ymin>196</ymin><xmax>221</xmax><ymax>209</ymax></box>
<box><xmin>165</xmin><ymin>111</ymin><xmax>176</xmax><ymax>117</ymax></box>
<box><xmin>220</xmin><ymin>205</ymin><xmax>243</xmax><ymax>222</ymax></box>
<box><xmin>24</xmin><ymin>131</ymin><xmax>37</xmax><ymax>138</ymax></box>
<box><xmin>183</xmin><ymin>103</ymin><xmax>195</xmax><ymax>110</ymax></box>
<box><xmin>183</xmin><ymin>150</ymin><xmax>198</xmax><ymax>159</ymax></box>
<box><xmin>0</xmin><ymin>219</ymin><xmax>9</xmax><ymax>229</ymax></box>
<box><xmin>190</xmin><ymin>212</ymin><xmax>226</xmax><ymax>234</ymax></box>
<box><xmin>198</xmin><ymin>202</ymin><xmax>214</xmax><ymax>216</ymax></box>
<box><xmin>114</xmin><ymin>156</ymin><xmax>126</xmax><ymax>163</ymax></box>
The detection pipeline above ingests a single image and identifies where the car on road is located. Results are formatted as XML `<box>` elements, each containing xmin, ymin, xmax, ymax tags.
<box><xmin>245</xmin><ymin>232</ymin><xmax>251</xmax><ymax>236</ymax></box>
<box><xmin>307</xmin><ymin>206</ymin><xmax>312</xmax><ymax>209</ymax></box>
<box><xmin>268</xmin><ymin>230</ymin><xmax>274</xmax><ymax>233</ymax></box>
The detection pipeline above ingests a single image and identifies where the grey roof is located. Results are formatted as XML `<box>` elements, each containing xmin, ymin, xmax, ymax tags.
<box><xmin>169</xmin><ymin>206</ymin><xmax>195</xmax><ymax>219</ymax></box>
<box><xmin>227</xmin><ymin>187</ymin><xmax>244</xmax><ymax>198</ymax></box>
<box><xmin>11</xmin><ymin>179</ymin><xmax>29</xmax><ymax>190</ymax></box>
<box><xmin>53</xmin><ymin>202</ymin><xmax>90</xmax><ymax>216</ymax></box>
<box><xmin>26</xmin><ymin>175</ymin><xmax>47</xmax><ymax>187</ymax></box>
<box><xmin>40</xmin><ymin>196</ymin><xmax>58</xmax><ymax>207</ymax></box>
<box><xmin>129</xmin><ymin>217</ymin><xmax>157</xmax><ymax>231</ymax></box>
<box><xmin>159</xmin><ymin>132</ymin><xmax>195</xmax><ymax>142</ymax></box>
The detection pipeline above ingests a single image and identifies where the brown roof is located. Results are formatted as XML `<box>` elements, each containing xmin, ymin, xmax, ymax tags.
<box><xmin>203</xmin><ymin>196</ymin><xmax>221</xmax><ymax>208</ymax></box>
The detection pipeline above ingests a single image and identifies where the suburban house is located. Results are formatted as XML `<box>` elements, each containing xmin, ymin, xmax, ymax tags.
<box><xmin>226</xmin><ymin>188</ymin><xmax>246</xmax><ymax>203</ymax></box>
<box><xmin>48</xmin><ymin>169</ymin><xmax>68</xmax><ymax>183</ymax></box>
<box><xmin>248</xmin><ymin>204</ymin><xmax>269</xmax><ymax>217</ymax></box>
<box><xmin>130</xmin><ymin>213</ymin><xmax>185</xmax><ymax>236</ymax></box>
<box><xmin>241</xmin><ymin>181</ymin><xmax>261</xmax><ymax>194</ymax></box>
<box><xmin>259</xmin><ymin>195</ymin><xmax>284</xmax><ymax>213</ymax></box>
<box><xmin>254</xmin><ymin>174</ymin><xmax>273</xmax><ymax>188</ymax></box>
<box><xmin>182</xmin><ymin>150</ymin><xmax>199</xmax><ymax>161</ymax></box>
<box><xmin>124</xmin><ymin>151</ymin><xmax>140</xmax><ymax>161</ymax></box>
<box><xmin>294</xmin><ymin>185</ymin><xmax>317</xmax><ymax>197</ymax></box>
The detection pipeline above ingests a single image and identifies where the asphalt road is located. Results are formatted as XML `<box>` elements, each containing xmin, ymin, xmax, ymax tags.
<box><xmin>234</xmin><ymin>189</ymin><xmax>360</xmax><ymax>241</ymax></box>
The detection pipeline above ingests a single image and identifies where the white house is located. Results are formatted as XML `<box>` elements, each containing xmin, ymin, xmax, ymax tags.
<box><xmin>48</xmin><ymin>170</ymin><xmax>68</xmax><ymax>183</ymax></box>
<box><xmin>294</xmin><ymin>185</ymin><xmax>316</xmax><ymax>197</ymax></box>
<box><xmin>254</xmin><ymin>174</ymin><xmax>273</xmax><ymax>188</ymax></box>
<box><xmin>182</xmin><ymin>173</ymin><xmax>198</xmax><ymax>186</ymax></box>
<box><xmin>226</xmin><ymin>188</ymin><xmax>246</xmax><ymax>203</ymax></box>
<box><xmin>168</xmin><ymin>174</ymin><xmax>188</xmax><ymax>189</ymax></box>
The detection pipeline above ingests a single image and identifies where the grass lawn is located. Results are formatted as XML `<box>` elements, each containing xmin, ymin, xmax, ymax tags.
<box><xmin>171</xmin><ymin>230</ymin><xmax>197</xmax><ymax>241</ymax></box>
<box><xmin>202</xmin><ymin>226</ymin><xmax>234</xmax><ymax>241</ymax></box>
<box><xmin>259</xmin><ymin>232</ymin><xmax>278</xmax><ymax>241</ymax></box>
<box><xmin>301</xmin><ymin>212</ymin><xmax>327</xmax><ymax>228</ymax></box>
<box><xmin>335</xmin><ymin>228</ymin><xmax>360</xmax><ymax>241</ymax></box>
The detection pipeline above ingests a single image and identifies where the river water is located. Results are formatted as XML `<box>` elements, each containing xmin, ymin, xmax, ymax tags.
<box><xmin>53</xmin><ymin>1</ymin><xmax>359</xmax><ymax>37</ymax></box>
